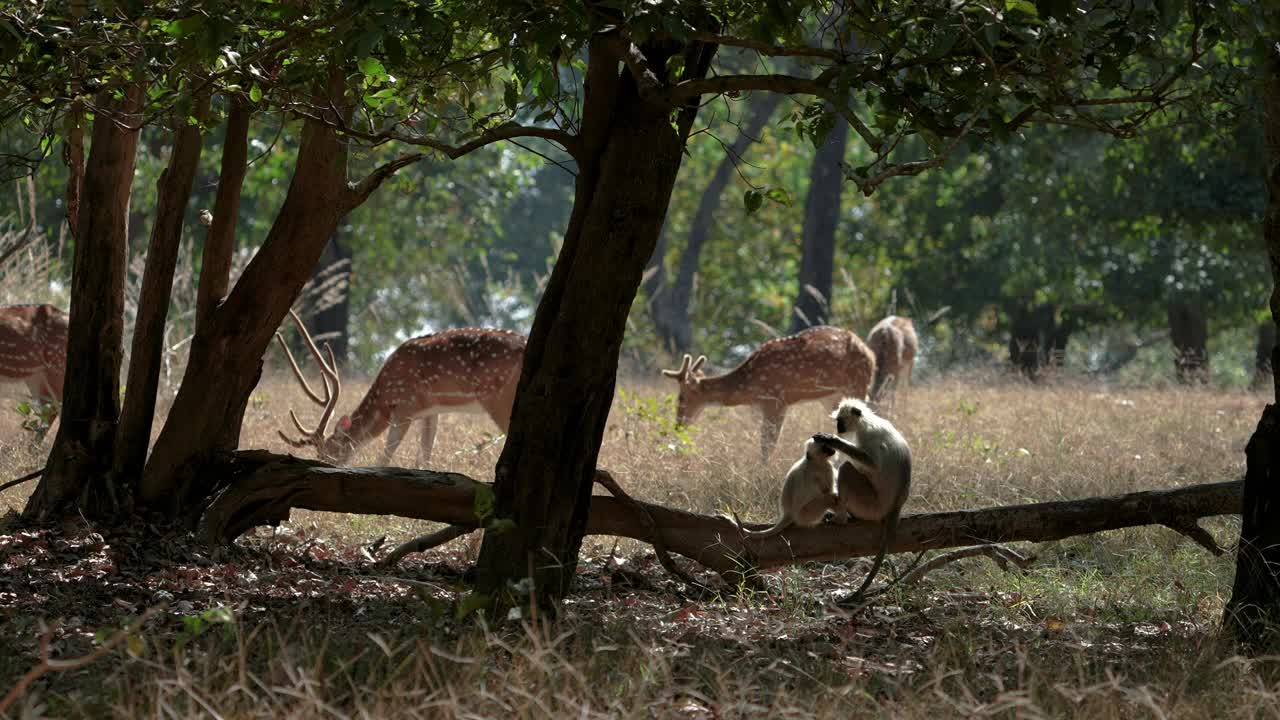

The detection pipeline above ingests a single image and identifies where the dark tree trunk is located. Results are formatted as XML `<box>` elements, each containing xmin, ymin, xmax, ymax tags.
<box><xmin>196</xmin><ymin>96</ymin><xmax>250</xmax><ymax>334</ymax></box>
<box><xmin>789</xmin><ymin>113</ymin><xmax>850</xmax><ymax>333</ymax></box>
<box><xmin>1008</xmin><ymin>302</ymin><xmax>1055</xmax><ymax>377</ymax></box>
<box><xmin>646</xmin><ymin>93</ymin><xmax>782</xmax><ymax>354</ymax></box>
<box><xmin>1254</xmin><ymin>321</ymin><xmax>1275</xmax><ymax>391</ymax></box>
<box><xmin>1168</xmin><ymin>296</ymin><xmax>1210</xmax><ymax>384</ymax></box>
<box><xmin>24</xmin><ymin>86</ymin><xmax>143</xmax><ymax>521</ymax></box>
<box><xmin>1225</xmin><ymin>50</ymin><xmax>1280</xmax><ymax>652</ymax></box>
<box><xmin>303</xmin><ymin>229</ymin><xmax>352</xmax><ymax>365</ymax></box>
<box><xmin>141</xmin><ymin>74</ymin><xmax>403</xmax><ymax>512</ymax></box>
<box><xmin>62</xmin><ymin>105</ymin><xmax>85</xmax><ymax>243</ymax></box>
<box><xmin>473</xmin><ymin>36</ymin><xmax>716</xmax><ymax>613</ymax></box>
<box><xmin>113</xmin><ymin>99</ymin><xmax>210</xmax><ymax>484</ymax></box>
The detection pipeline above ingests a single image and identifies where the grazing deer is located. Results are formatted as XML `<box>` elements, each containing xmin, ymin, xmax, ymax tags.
<box><xmin>276</xmin><ymin>311</ymin><xmax>526</xmax><ymax>465</ymax></box>
<box><xmin>866</xmin><ymin>315</ymin><xmax>918</xmax><ymax>414</ymax></box>
<box><xmin>0</xmin><ymin>304</ymin><xmax>67</xmax><ymax>417</ymax></box>
<box><xmin>661</xmin><ymin>325</ymin><xmax>876</xmax><ymax>460</ymax></box>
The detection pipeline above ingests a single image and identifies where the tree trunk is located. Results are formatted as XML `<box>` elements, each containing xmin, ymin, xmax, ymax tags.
<box><xmin>24</xmin><ymin>86</ymin><xmax>143</xmax><ymax>521</ymax></box>
<box><xmin>647</xmin><ymin>93</ymin><xmax>782</xmax><ymax>354</ymax></box>
<box><xmin>1168</xmin><ymin>296</ymin><xmax>1210</xmax><ymax>384</ymax></box>
<box><xmin>200</xmin><ymin>450</ymin><xmax>1241</xmax><ymax>579</ymax></box>
<box><xmin>1254</xmin><ymin>321</ymin><xmax>1275</xmax><ymax>391</ymax></box>
<box><xmin>1008</xmin><ymin>302</ymin><xmax>1055</xmax><ymax>377</ymax></box>
<box><xmin>113</xmin><ymin>99</ymin><xmax>209</xmax><ymax>484</ymax></box>
<box><xmin>141</xmin><ymin>76</ymin><xmax>355</xmax><ymax>512</ymax></box>
<box><xmin>195</xmin><ymin>96</ymin><xmax>250</xmax><ymax>335</ymax></box>
<box><xmin>1225</xmin><ymin>50</ymin><xmax>1280</xmax><ymax>652</ymax></box>
<box><xmin>789</xmin><ymin>113</ymin><xmax>850</xmax><ymax>333</ymax></box>
<box><xmin>303</xmin><ymin>230</ymin><xmax>352</xmax><ymax>365</ymax></box>
<box><xmin>473</xmin><ymin>37</ymin><xmax>716</xmax><ymax>613</ymax></box>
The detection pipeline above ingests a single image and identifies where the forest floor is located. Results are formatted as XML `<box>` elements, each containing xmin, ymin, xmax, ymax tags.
<box><xmin>0</xmin><ymin>372</ymin><xmax>1275</xmax><ymax>718</ymax></box>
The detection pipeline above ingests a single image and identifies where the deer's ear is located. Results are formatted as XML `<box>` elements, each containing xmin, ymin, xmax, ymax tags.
<box><xmin>338</xmin><ymin>415</ymin><xmax>352</xmax><ymax>431</ymax></box>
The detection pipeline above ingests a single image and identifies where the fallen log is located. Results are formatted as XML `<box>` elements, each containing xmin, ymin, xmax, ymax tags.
<box><xmin>199</xmin><ymin>450</ymin><xmax>1242</xmax><ymax>577</ymax></box>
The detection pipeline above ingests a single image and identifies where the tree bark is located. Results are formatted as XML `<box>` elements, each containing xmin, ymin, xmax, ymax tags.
<box><xmin>195</xmin><ymin>96</ymin><xmax>250</xmax><ymax>335</ymax></box>
<box><xmin>113</xmin><ymin>99</ymin><xmax>209</xmax><ymax>484</ymax></box>
<box><xmin>1008</xmin><ymin>302</ymin><xmax>1054</xmax><ymax>377</ymax></box>
<box><xmin>200</xmin><ymin>450</ymin><xmax>1241</xmax><ymax>579</ymax></box>
<box><xmin>25</xmin><ymin>86</ymin><xmax>144</xmax><ymax>521</ymax></box>
<box><xmin>473</xmin><ymin>36</ymin><xmax>716</xmax><ymax>612</ymax></box>
<box><xmin>646</xmin><ymin>93</ymin><xmax>782</xmax><ymax>354</ymax></box>
<box><xmin>1168</xmin><ymin>296</ymin><xmax>1210</xmax><ymax>384</ymax></box>
<box><xmin>141</xmin><ymin>74</ymin><xmax>407</xmax><ymax>512</ymax></box>
<box><xmin>1254</xmin><ymin>321</ymin><xmax>1275</xmax><ymax>391</ymax></box>
<box><xmin>1225</xmin><ymin>50</ymin><xmax>1280</xmax><ymax>652</ymax></box>
<box><xmin>303</xmin><ymin>230</ymin><xmax>352</xmax><ymax>365</ymax></box>
<box><xmin>789</xmin><ymin>113</ymin><xmax>850</xmax><ymax>333</ymax></box>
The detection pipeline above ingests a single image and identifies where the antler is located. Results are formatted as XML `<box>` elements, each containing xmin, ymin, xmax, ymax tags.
<box><xmin>661</xmin><ymin>353</ymin><xmax>693</xmax><ymax>380</ymax></box>
<box><xmin>275</xmin><ymin>309</ymin><xmax>341</xmax><ymax>449</ymax></box>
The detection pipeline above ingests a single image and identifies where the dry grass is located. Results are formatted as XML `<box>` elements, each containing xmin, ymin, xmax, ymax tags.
<box><xmin>0</xmin><ymin>370</ymin><xmax>1275</xmax><ymax>719</ymax></box>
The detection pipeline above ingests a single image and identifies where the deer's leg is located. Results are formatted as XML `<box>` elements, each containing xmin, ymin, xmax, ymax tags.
<box><xmin>382</xmin><ymin>417</ymin><xmax>412</xmax><ymax>465</ymax></box>
<box><xmin>480</xmin><ymin>385</ymin><xmax>518</xmax><ymax>434</ymax></box>
<box><xmin>759</xmin><ymin>401</ymin><xmax>786</xmax><ymax>461</ymax></box>
<box><xmin>417</xmin><ymin>415</ymin><xmax>439</xmax><ymax>466</ymax></box>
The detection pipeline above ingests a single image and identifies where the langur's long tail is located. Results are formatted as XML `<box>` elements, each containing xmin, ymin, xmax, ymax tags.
<box><xmin>850</xmin><ymin>515</ymin><xmax>895</xmax><ymax>600</ymax></box>
<box><xmin>722</xmin><ymin>509</ymin><xmax>791</xmax><ymax>539</ymax></box>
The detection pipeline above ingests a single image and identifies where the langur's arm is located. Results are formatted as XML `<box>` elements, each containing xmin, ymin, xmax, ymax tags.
<box><xmin>811</xmin><ymin>432</ymin><xmax>876</xmax><ymax>468</ymax></box>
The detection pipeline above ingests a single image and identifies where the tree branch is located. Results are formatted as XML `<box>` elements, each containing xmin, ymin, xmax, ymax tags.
<box><xmin>689</xmin><ymin>32</ymin><xmax>846</xmax><ymax>61</ymax></box>
<box><xmin>345</xmin><ymin>152</ymin><xmax>427</xmax><ymax>210</ymax></box>
<box><xmin>198</xmin><ymin>451</ymin><xmax>1243</xmax><ymax>582</ymax></box>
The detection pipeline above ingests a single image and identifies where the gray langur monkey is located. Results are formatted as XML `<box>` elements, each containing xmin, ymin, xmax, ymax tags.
<box><xmin>811</xmin><ymin>397</ymin><xmax>912</xmax><ymax>599</ymax></box>
<box><xmin>731</xmin><ymin>438</ymin><xmax>838</xmax><ymax>539</ymax></box>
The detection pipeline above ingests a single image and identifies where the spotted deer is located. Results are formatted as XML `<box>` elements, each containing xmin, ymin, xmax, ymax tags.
<box><xmin>276</xmin><ymin>311</ymin><xmax>526</xmax><ymax>465</ymax></box>
<box><xmin>866</xmin><ymin>315</ymin><xmax>918</xmax><ymax>415</ymax></box>
<box><xmin>661</xmin><ymin>325</ymin><xmax>876</xmax><ymax>460</ymax></box>
<box><xmin>0</xmin><ymin>304</ymin><xmax>67</xmax><ymax>418</ymax></box>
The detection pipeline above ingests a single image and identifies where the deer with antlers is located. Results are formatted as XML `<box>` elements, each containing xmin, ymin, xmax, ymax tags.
<box><xmin>866</xmin><ymin>315</ymin><xmax>918</xmax><ymax>415</ymax></box>
<box><xmin>0</xmin><ymin>304</ymin><xmax>67</xmax><ymax>417</ymax></box>
<box><xmin>275</xmin><ymin>311</ymin><xmax>526</xmax><ymax>465</ymax></box>
<box><xmin>662</xmin><ymin>325</ymin><xmax>876</xmax><ymax>460</ymax></box>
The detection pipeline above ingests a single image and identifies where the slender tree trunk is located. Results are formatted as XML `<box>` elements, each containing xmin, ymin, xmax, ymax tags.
<box><xmin>1008</xmin><ymin>302</ymin><xmax>1055</xmax><ymax>378</ymax></box>
<box><xmin>113</xmin><ymin>99</ymin><xmax>209</xmax><ymax>484</ymax></box>
<box><xmin>196</xmin><ymin>96</ymin><xmax>250</xmax><ymax>334</ymax></box>
<box><xmin>473</xmin><ymin>37</ymin><xmax>716</xmax><ymax>613</ymax></box>
<box><xmin>303</xmin><ymin>230</ymin><xmax>352</xmax><ymax>365</ymax></box>
<box><xmin>789</xmin><ymin>114</ymin><xmax>850</xmax><ymax>333</ymax></box>
<box><xmin>1254</xmin><ymin>321</ymin><xmax>1275</xmax><ymax>391</ymax></box>
<box><xmin>1168</xmin><ymin>296</ymin><xmax>1210</xmax><ymax>384</ymax></box>
<box><xmin>1225</xmin><ymin>50</ymin><xmax>1280</xmax><ymax>652</ymax></box>
<box><xmin>24</xmin><ymin>86</ymin><xmax>143</xmax><ymax>521</ymax></box>
<box><xmin>647</xmin><ymin>93</ymin><xmax>782</xmax><ymax>354</ymax></box>
<box><xmin>61</xmin><ymin>106</ymin><xmax>85</xmax><ymax>243</ymax></box>
<box><xmin>141</xmin><ymin>76</ymin><xmax>356</xmax><ymax>511</ymax></box>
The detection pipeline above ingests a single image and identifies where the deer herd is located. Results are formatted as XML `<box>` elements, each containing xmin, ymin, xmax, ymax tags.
<box><xmin>0</xmin><ymin>302</ymin><xmax>920</xmax><ymax>461</ymax></box>
<box><xmin>2</xmin><ymin>300</ymin><xmax>919</xmax><ymax>550</ymax></box>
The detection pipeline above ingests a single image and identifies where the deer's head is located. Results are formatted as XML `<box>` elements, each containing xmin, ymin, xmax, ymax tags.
<box><xmin>660</xmin><ymin>353</ymin><xmax>708</xmax><ymax>426</ymax></box>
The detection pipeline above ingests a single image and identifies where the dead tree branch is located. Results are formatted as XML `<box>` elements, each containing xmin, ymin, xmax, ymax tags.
<box><xmin>198</xmin><ymin>451</ymin><xmax>1241</xmax><ymax>580</ymax></box>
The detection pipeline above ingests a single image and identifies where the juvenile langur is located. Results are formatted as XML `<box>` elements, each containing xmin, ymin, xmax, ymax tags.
<box><xmin>811</xmin><ymin>397</ymin><xmax>913</xmax><ymax>599</ymax></box>
<box><xmin>732</xmin><ymin>438</ymin><xmax>838</xmax><ymax>539</ymax></box>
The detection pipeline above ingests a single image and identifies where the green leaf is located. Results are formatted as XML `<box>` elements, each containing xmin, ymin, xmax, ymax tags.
<box><xmin>503</xmin><ymin>80</ymin><xmax>519</xmax><ymax>114</ymax></box>
<box><xmin>765</xmin><ymin>187</ymin><xmax>792</xmax><ymax>207</ymax></box>
<box><xmin>249</xmin><ymin>84</ymin><xmax>262</xmax><ymax>103</ymax></box>
<box><xmin>1005</xmin><ymin>0</ymin><xmax>1039</xmax><ymax>18</ymax></box>
<box><xmin>358</xmin><ymin>56</ymin><xmax>387</xmax><ymax>83</ymax></box>
<box><xmin>1098</xmin><ymin>59</ymin><xmax>1121</xmax><ymax>89</ymax></box>
<box><xmin>455</xmin><ymin>592</ymin><xmax>491</xmax><ymax>621</ymax></box>
<box><xmin>473</xmin><ymin>484</ymin><xmax>496</xmax><ymax>524</ymax></box>
<box><xmin>743</xmin><ymin>189</ymin><xmax>764</xmax><ymax>214</ymax></box>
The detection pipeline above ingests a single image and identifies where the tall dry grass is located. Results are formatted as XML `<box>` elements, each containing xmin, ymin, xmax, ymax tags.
<box><xmin>0</xmin><ymin>370</ymin><xmax>1272</xmax><ymax>718</ymax></box>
